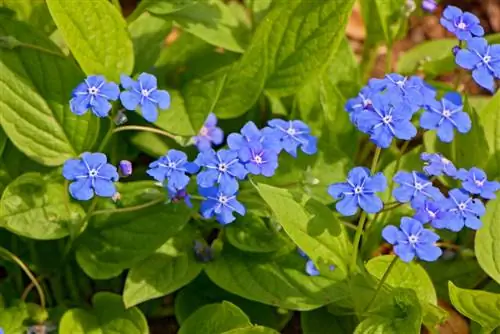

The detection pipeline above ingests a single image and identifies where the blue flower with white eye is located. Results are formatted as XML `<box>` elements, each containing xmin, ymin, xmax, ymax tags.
<box><xmin>62</xmin><ymin>152</ymin><xmax>119</xmax><ymax>201</ymax></box>
<box><xmin>147</xmin><ymin>149</ymin><xmax>199</xmax><ymax>193</ymax></box>
<box><xmin>413</xmin><ymin>199</ymin><xmax>452</xmax><ymax>229</ymax></box>
<box><xmin>70</xmin><ymin>75</ymin><xmax>120</xmax><ymax>117</ymax></box>
<box><xmin>228</xmin><ymin>121</ymin><xmax>281</xmax><ymax>161</ymax></box>
<box><xmin>356</xmin><ymin>94</ymin><xmax>417</xmax><ymax>148</ymax></box>
<box><xmin>196</xmin><ymin>149</ymin><xmax>248</xmax><ymax>190</ymax></box>
<box><xmin>120</xmin><ymin>73</ymin><xmax>171</xmax><ymax>122</ymax></box>
<box><xmin>393</xmin><ymin>171</ymin><xmax>445</xmax><ymax>208</ymax></box>
<box><xmin>344</xmin><ymin>86</ymin><xmax>379</xmax><ymax>126</ymax></box>
<box><xmin>267</xmin><ymin>119</ymin><xmax>317</xmax><ymax>157</ymax></box>
<box><xmin>382</xmin><ymin>217</ymin><xmax>442</xmax><ymax>263</ymax></box>
<box><xmin>328</xmin><ymin>167</ymin><xmax>387</xmax><ymax>216</ymax></box>
<box><xmin>199</xmin><ymin>182</ymin><xmax>245</xmax><ymax>225</ymax></box>
<box><xmin>455</xmin><ymin>38</ymin><xmax>500</xmax><ymax>93</ymax></box>
<box><xmin>244</xmin><ymin>142</ymin><xmax>279</xmax><ymax>177</ymax></box>
<box><xmin>167</xmin><ymin>188</ymin><xmax>192</xmax><ymax>208</ymax></box>
<box><xmin>440</xmin><ymin>6</ymin><xmax>484</xmax><ymax>41</ymax></box>
<box><xmin>421</xmin><ymin>92</ymin><xmax>471</xmax><ymax>142</ymax></box>
<box><xmin>421</xmin><ymin>152</ymin><xmax>457</xmax><ymax>177</ymax></box>
<box><xmin>444</xmin><ymin>188</ymin><xmax>486</xmax><ymax>231</ymax></box>
<box><xmin>456</xmin><ymin>167</ymin><xmax>500</xmax><ymax>200</ymax></box>
<box><xmin>193</xmin><ymin>113</ymin><xmax>224</xmax><ymax>152</ymax></box>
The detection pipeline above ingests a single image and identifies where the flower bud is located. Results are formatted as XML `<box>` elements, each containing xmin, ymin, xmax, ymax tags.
<box><xmin>452</xmin><ymin>45</ymin><xmax>460</xmax><ymax>56</ymax></box>
<box><xmin>119</xmin><ymin>160</ymin><xmax>133</xmax><ymax>177</ymax></box>
<box><xmin>422</xmin><ymin>0</ymin><xmax>438</xmax><ymax>13</ymax></box>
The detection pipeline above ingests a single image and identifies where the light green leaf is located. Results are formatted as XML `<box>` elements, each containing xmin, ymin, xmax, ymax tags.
<box><xmin>255</xmin><ymin>183</ymin><xmax>351</xmax><ymax>278</ymax></box>
<box><xmin>130</xmin><ymin>0</ymin><xmax>198</xmax><ymax>21</ymax></box>
<box><xmin>0</xmin><ymin>173</ymin><xmax>84</xmax><ymax>240</ymax></box>
<box><xmin>204</xmin><ymin>244</ymin><xmax>345</xmax><ymax>311</ymax></box>
<box><xmin>475</xmin><ymin>196</ymin><xmax>500</xmax><ymax>285</ymax></box>
<box><xmin>301</xmin><ymin>307</ymin><xmax>357</xmax><ymax>334</ymax></box>
<box><xmin>75</xmin><ymin>181</ymin><xmax>191</xmax><ymax>279</ymax></box>
<box><xmin>154</xmin><ymin>90</ymin><xmax>197</xmax><ymax>136</ymax></box>
<box><xmin>123</xmin><ymin>225</ymin><xmax>203</xmax><ymax>307</ymax></box>
<box><xmin>449</xmin><ymin>282</ymin><xmax>500</xmax><ymax>333</ymax></box>
<box><xmin>128</xmin><ymin>12</ymin><xmax>171</xmax><ymax>74</ymax></box>
<box><xmin>0</xmin><ymin>15</ymin><xmax>100</xmax><ymax>166</ymax></box>
<box><xmin>480</xmin><ymin>91</ymin><xmax>500</xmax><ymax>179</ymax></box>
<box><xmin>397</xmin><ymin>39</ymin><xmax>458</xmax><ymax>76</ymax></box>
<box><xmin>0</xmin><ymin>128</ymin><xmax>6</xmax><ymax>157</ymax></box>
<box><xmin>0</xmin><ymin>0</ymin><xmax>55</xmax><ymax>35</ymax></box>
<box><xmin>47</xmin><ymin>0</ymin><xmax>134</xmax><ymax>81</ymax></box>
<box><xmin>361</xmin><ymin>0</ymin><xmax>406</xmax><ymax>47</ymax></box>
<box><xmin>59</xmin><ymin>292</ymin><xmax>148</xmax><ymax>334</ymax></box>
<box><xmin>222</xmin><ymin>326</ymin><xmax>280</xmax><ymax>334</ymax></box>
<box><xmin>244</xmin><ymin>0</ymin><xmax>273</xmax><ymax>27</ymax></box>
<box><xmin>0</xmin><ymin>302</ymin><xmax>29</xmax><ymax>334</ymax></box>
<box><xmin>178</xmin><ymin>301</ymin><xmax>252</xmax><ymax>334</ymax></box>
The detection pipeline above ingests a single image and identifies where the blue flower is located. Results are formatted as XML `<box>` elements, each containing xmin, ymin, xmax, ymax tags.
<box><xmin>196</xmin><ymin>149</ymin><xmax>248</xmax><ymax>190</ymax></box>
<box><xmin>444</xmin><ymin>188</ymin><xmax>486</xmax><ymax>231</ymax></box>
<box><xmin>70</xmin><ymin>75</ymin><xmax>119</xmax><ymax>117</ymax></box>
<box><xmin>328</xmin><ymin>167</ymin><xmax>387</xmax><ymax>216</ymax></box>
<box><xmin>421</xmin><ymin>92</ymin><xmax>471</xmax><ymax>142</ymax></box>
<box><xmin>147</xmin><ymin>149</ymin><xmax>199</xmax><ymax>192</ymax></box>
<box><xmin>168</xmin><ymin>188</ymin><xmax>192</xmax><ymax>208</ymax></box>
<box><xmin>119</xmin><ymin>160</ymin><xmax>133</xmax><ymax>177</ymax></box>
<box><xmin>356</xmin><ymin>95</ymin><xmax>417</xmax><ymax>148</ymax></box>
<box><xmin>455</xmin><ymin>38</ymin><xmax>500</xmax><ymax>92</ymax></box>
<box><xmin>456</xmin><ymin>167</ymin><xmax>500</xmax><ymax>200</ymax></box>
<box><xmin>413</xmin><ymin>199</ymin><xmax>452</xmax><ymax>229</ymax></box>
<box><xmin>120</xmin><ymin>73</ymin><xmax>171</xmax><ymax>122</ymax></box>
<box><xmin>193</xmin><ymin>113</ymin><xmax>224</xmax><ymax>151</ymax></box>
<box><xmin>393</xmin><ymin>171</ymin><xmax>445</xmax><ymax>208</ymax></box>
<box><xmin>199</xmin><ymin>182</ymin><xmax>245</xmax><ymax>225</ymax></box>
<box><xmin>62</xmin><ymin>152</ymin><xmax>119</xmax><ymax>201</ymax></box>
<box><xmin>421</xmin><ymin>152</ymin><xmax>457</xmax><ymax>177</ymax></box>
<box><xmin>267</xmin><ymin>119</ymin><xmax>317</xmax><ymax>157</ymax></box>
<box><xmin>422</xmin><ymin>0</ymin><xmax>437</xmax><ymax>13</ymax></box>
<box><xmin>228</xmin><ymin>121</ymin><xmax>281</xmax><ymax>161</ymax></box>
<box><xmin>345</xmin><ymin>86</ymin><xmax>378</xmax><ymax>126</ymax></box>
<box><xmin>382</xmin><ymin>217</ymin><xmax>442</xmax><ymax>262</ymax></box>
<box><xmin>243</xmin><ymin>142</ymin><xmax>279</xmax><ymax>177</ymax></box>
<box><xmin>440</xmin><ymin>6</ymin><xmax>484</xmax><ymax>41</ymax></box>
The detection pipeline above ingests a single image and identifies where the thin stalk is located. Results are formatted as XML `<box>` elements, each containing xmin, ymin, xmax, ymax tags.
<box><xmin>112</xmin><ymin>125</ymin><xmax>177</xmax><ymax>140</ymax></box>
<box><xmin>89</xmin><ymin>196</ymin><xmax>165</xmax><ymax>217</ymax></box>
<box><xmin>21</xmin><ymin>275</ymin><xmax>45</xmax><ymax>301</ymax></box>
<box><xmin>363</xmin><ymin>256</ymin><xmax>398</xmax><ymax>313</ymax></box>
<box><xmin>16</xmin><ymin>42</ymin><xmax>66</xmax><ymax>58</ymax></box>
<box><xmin>452</xmin><ymin>40</ymin><xmax>465</xmax><ymax>91</ymax></box>
<box><xmin>386</xmin><ymin>44</ymin><xmax>393</xmax><ymax>73</ymax></box>
<box><xmin>63</xmin><ymin>198</ymin><xmax>98</xmax><ymax>259</ymax></box>
<box><xmin>387</xmin><ymin>141</ymin><xmax>410</xmax><ymax>197</ymax></box>
<box><xmin>0</xmin><ymin>247</ymin><xmax>46</xmax><ymax>309</ymax></box>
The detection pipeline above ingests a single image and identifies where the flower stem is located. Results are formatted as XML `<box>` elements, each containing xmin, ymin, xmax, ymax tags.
<box><xmin>452</xmin><ymin>40</ymin><xmax>465</xmax><ymax>91</ymax></box>
<box><xmin>89</xmin><ymin>196</ymin><xmax>165</xmax><ymax>217</ymax></box>
<box><xmin>0</xmin><ymin>246</ymin><xmax>46</xmax><ymax>310</ymax></box>
<box><xmin>386</xmin><ymin>44</ymin><xmax>393</xmax><ymax>73</ymax></box>
<box><xmin>363</xmin><ymin>256</ymin><xmax>398</xmax><ymax>313</ymax></box>
<box><xmin>112</xmin><ymin>125</ymin><xmax>177</xmax><ymax>140</ymax></box>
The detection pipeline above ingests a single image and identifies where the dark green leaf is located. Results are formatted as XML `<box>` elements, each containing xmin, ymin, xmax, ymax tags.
<box><xmin>301</xmin><ymin>307</ymin><xmax>357</xmax><ymax>334</ymax></box>
<box><xmin>1</xmin><ymin>0</ymin><xmax>55</xmax><ymax>35</ymax></box>
<box><xmin>475</xmin><ymin>196</ymin><xmax>500</xmax><ymax>285</ymax></box>
<box><xmin>154</xmin><ymin>90</ymin><xmax>197</xmax><ymax>136</ymax></box>
<box><xmin>222</xmin><ymin>326</ymin><xmax>279</xmax><ymax>334</ymax></box>
<box><xmin>0</xmin><ymin>127</ymin><xmax>6</xmax><ymax>157</ymax></box>
<box><xmin>479</xmin><ymin>91</ymin><xmax>500</xmax><ymax>179</ymax></box>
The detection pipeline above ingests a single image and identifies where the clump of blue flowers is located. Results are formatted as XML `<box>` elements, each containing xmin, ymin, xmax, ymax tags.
<box><xmin>70</xmin><ymin>75</ymin><xmax>119</xmax><ymax>117</ymax></box>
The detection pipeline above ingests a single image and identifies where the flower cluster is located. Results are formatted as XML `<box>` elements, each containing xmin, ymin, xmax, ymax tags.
<box><xmin>440</xmin><ymin>6</ymin><xmax>500</xmax><ymax>92</ymax></box>
<box><xmin>70</xmin><ymin>73</ymin><xmax>170</xmax><ymax>122</ymax></box>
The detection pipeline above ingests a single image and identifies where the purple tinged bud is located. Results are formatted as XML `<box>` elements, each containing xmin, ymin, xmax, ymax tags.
<box><xmin>452</xmin><ymin>45</ymin><xmax>460</xmax><ymax>56</ymax></box>
<box><xmin>422</xmin><ymin>0</ymin><xmax>438</xmax><ymax>13</ymax></box>
<box><xmin>119</xmin><ymin>160</ymin><xmax>133</xmax><ymax>177</ymax></box>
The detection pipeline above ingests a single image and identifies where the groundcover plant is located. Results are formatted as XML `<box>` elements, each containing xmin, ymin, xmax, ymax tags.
<box><xmin>0</xmin><ymin>0</ymin><xmax>499</xmax><ymax>333</ymax></box>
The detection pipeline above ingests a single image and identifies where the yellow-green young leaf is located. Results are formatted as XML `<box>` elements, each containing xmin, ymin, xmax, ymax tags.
<box><xmin>480</xmin><ymin>91</ymin><xmax>500</xmax><ymax>179</ymax></box>
<box><xmin>123</xmin><ymin>225</ymin><xmax>203</xmax><ymax>308</ymax></box>
<box><xmin>475</xmin><ymin>197</ymin><xmax>500</xmax><ymax>285</ymax></box>
<box><xmin>0</xmin><ymin>15</ymin><xmax>100</xmax><ymax>166</ymax></box>
<box><xmin>46</xmin><ymin>0</ymin><xmax>134</xmax><ymax>81</ymax></box>
<box><xmin>59</xmin><ymin>292</ymin><xmax>148</xmax><ymax>334</ymax></box>
<box><xmin>0</xmin><ymin>0</ymin><xmax>55</xmax><ymax>35</ymax></box>
<box><xmin>0</xmin><ymin>173</ymin><xmax>84</xmax><ymax>240</ymax></box>
<box><xmin>449</xmin><ymin>282</ymin><xmax>500</xmax><ymax>332</ymax></box>
<box><xmin>179</xmin><ymin>302</ymin><xmax>251</xmax><ymax>334</ymax></box>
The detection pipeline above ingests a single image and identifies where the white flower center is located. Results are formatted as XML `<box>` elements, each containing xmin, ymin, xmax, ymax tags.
<box><xmin>141</xmin><ymin>89</ymin><xmax>150</xmax><ymax>97</ymax></box>
<box><xmin>354</xmin><ymin>186</ymin><xmax>363</xmax><ymax>194</ymax></box>
<box><xmin>218</xmin><ymin>163</ymin><xmax>228</xmax><ymax>172</ymax></box>
<box><xmin>396</xmin><ymin>80</ymin><xmax>405</xmax><ymax>87</ymax></box>
<box><xmin>218</xmin><ymin>195</ymin><xmax>228</xmax><ymax>204</ymax></box>
<box><xmin>382</xmin><ymin>115</ymin><xmax>392</xmax><ymax>124</ymax></box>
<box><xmin>88</xmin><ymin>86</ymin><xmax>99</xmax><ymax>95</ymax></box>
<box><xmin>253</xmin><ymin>155</ymin><xmax>263</xmax><ymax>164</ymax></box>
<box><xmin>287</xmin><ymin>127</ymin><xmax>296</xmax><ymax>136</ymax></box>
<box><xmin>475</xmin><ymin>179</ymin><xmax>485</xmax><ymax>187</ymax></box>
<box><xmin>458</xmin><ymin>203</ymin><xmax>467</xmax><ymax>211</ymax></box>
<box><xmin>168</xmin><ymin>162</ymin><xmax>176</xmax><ymax>168</ymax></box>
<box><xmin>408</xmin><ymin>235</ymin><xmax>419</xmax><ymax>244</ymax></box>
<box><xmin>457</xmin><ymin>22</ymin><xmax>466</xmax><ymax>30</ymax></box>
<box><xmin>88</xmin><ymin>169</ymin><xmax>98</xmax><ymax>177</ymax></box>
<box><xmin>442</xmin><ymin>109</ymin><xmax>451</xmax><ymax>118</ymax></box>
<box><xmin>364</xmin><ymin>99</ymin><xmax>372</xmax><ymax>107</ymax></box>
<box><xmin>199</xmin><ymin>126</ymin><xmax>209</xmax><ymax>136</ymax></box>
<box><xmin>441</xmin><ymin>157</ymin><xmax>450</xmax><ymax>165</ymax></box>
<box><xmin>483</xmin><ymin>55</ymin><xmax>491</xmax><ymax>64</ymax></box>
<box><xmin>414</xmin><ymin>182</ymin><xmax>424</xmax><ymax>191</ymax></box>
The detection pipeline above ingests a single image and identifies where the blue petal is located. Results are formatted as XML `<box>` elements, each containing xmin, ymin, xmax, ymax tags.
<box><xmin>138</xmin><ymin>73</ymin><xmax>157</xmax><ymax>90</ymax></box>
<box><xmin>82</xmin><ymin>152</ymin><xmax>107</xmax><ymax>170</ymax></box>
<box><xmin>382</xmin><ymin>225</ymin><xmax>399</xmax><ymax>244</ymax></box>
<box><xmin>63</xmin><ymin>159</ymin><xmax>87</xmax><ymax>180</ymax></box>
<box><xmin>393</xmin><ymin>185</ymin><xmax>413</xmax><ymax>203</ymax></box>
<box><xmin>241</xmin><ymin>121</ymin><xmax>261</xmax><ymax>140</ymax></box>
<box><xmin>90</xmin><ymin>96</ymin><xmax>112</xmax><ymax>117</ymax></box>
<box><xmin>467</xmin><ymin>37</ymin><xmax>488</xmax><ymax>55</ymax></box>
<box><xmin>227</xmin><ymin>133</ymin><xmax>246</xmax><ymax>151</ymax></box>
<box><xmin>97</xmin><ymin>164</ymin><xmax>119</xmax><ymax>181</ymax></box>
<box><xmin>358</xmin><ymin>194</ymin><xmax>383</xmax><ymax>213</ymax></box>
<box><xmin>184</xmin><ymin>162</ymin><xmax>200</xmax><ymax>174</ymax></box>
<box><xmin>335</xmin><ymin>195</ymin><xmax>359</xmax><ymax>216</ymax></box>
<box><xmin>415</xmin><ymin>243</ymin><xmax>442</xmax><ymax>262</ymax></box>
<box><xmin>443</xmin><ymin>91</ymin><xmax>462</xmax><ymax>106</ymax></box>
<box><xmin>472</xmin><ymin>66</ymin><xmax>495</xmax><ymax>92</ymax></box>
<box><xmin>400</xmin><ymin>217</ymin><xmax>423</xmax><ymax>236</ymax></box>
<box><xmin>147</xmin><ymin>166</ymin><xmax>167</xmax><ymax>182</ymax></box>
<box><xmin>150</xmin><ymin>90</ymin><xmax>170</xmax><ymax>109</ymax></box>
<box><xmin>197</xmin><ymin>169</ymin><xmax>219</xmax><ymax>188</ymax></box>
<box><xmin>120</xmin><ymin>91</ymin><xmax>141</xmax><ymax>110</ymax></box>
<box><xmin>282</xmin><ymin>136</ymin><xmax>299</xmax><ymax>157</ymax></box>
<box><xmin>451</xmin><ymin>111</ymin><xmax>471</xmax><ymax>133</ymax></box>
<box><xmin>328</xmin><ymin>182</ymin><xmax>352</xmax><ymax>199</ymax></box>
<box><xmin>437</xmin><ymin>120</ymin><xmax>455</xmax><ymax>142</ymax></box>
<box><xmin>168</xmin><ymin>171</ymin><xmax>190</xmax><ymax>191</ymax></box>
<box><xmin>420</xmin><ymin>111</ymin><xmax>442</xmax><ymax>130</ymax></box>
<box><xmin>120</xmin><ymin>74</ymin><xmax>136</xmax><ymax>90</ymax></box>
<box><xmin>94</xmin><ymin>178</ymin><xmax>116</xmax><ymax>197</ymax></box>
<box><xmin>69</xmin><ymin>178</ymin><xmax>94</xmax><ymax>201</ymax></box>
<box><xmin>442</xmin><ymin>5</ymin><xmax>462</xmax><ymax>20</ymax></box>
<box><xmin>99</xmin><ymin>82</ymin><xmax>120</xmax><ymax>100</ymax></box>
<box><xmin>70</xmin><ymin>95</ymin><xmax>91</xmax><ymax>115</ymax></box>
<box><xmin>393</xmin><ymin>120</ymin><xmax>417</xmax><ymax>141</ymax></box>
<box><xmin>86</xmin><ymin>75</ymin><xmax>105</xmax><ymax>88</ymax></box>
<box><xmin>301</xmin><ymin>135</ymin><xmax>317</xmax><ymax>155</ymax></box>
<box><xmin>228</xmin><ymin>198</ymin><xmax>245</xmax><ymax>216</ymax></box>
<box><xmin>455</xmin><ymin>50</ymin><xmax>481</xmax><ymax>70</ymax></box>
<box><xmin>140</xmin><ymin>99</ymin><xmax>159</xmax><ymax>122</ymax></box>
<box><xmin>217</xmin><ymin>207</ymin><xmax>236</xmax><ymax>225</ymax></box>
<box><xmin>305</xmin><ymin>260</ymin><xmax>320</xmax><ymax>276</ymax></box>
<box><xmin>347</xmin><ymin>167</ymin><xmax>370</xmax><ymax>185</ymax></box>
<box><xmin>394</xmin><ymin>244</ymin><xmax>415</xmax><ymax>263</ymax></box>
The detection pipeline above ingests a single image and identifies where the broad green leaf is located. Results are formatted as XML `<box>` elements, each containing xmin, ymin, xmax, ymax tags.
<box><xmin>244</xmin><ymin>0</ymin><xmax>273</xmax><ymax>26</ymax></box>
<box><xmin>480</xmin><ymin>91</ymin><xmax>500</xmax><ymax>179</ymax></box>
<box><xmin>256</xmin><ymin>183</ymin><xmax>351</xmax><ymax>278</ymax></box>
<box><xmin>469</xmin><ymin>96</ymin><xmax>491</xmax><ymax>112</ymax></box>
<box><xmin>178</xmin><ymin>301</ymin><xmax>252</xmax><ymax>334</ymax></box>
<box><xmin>475</xmin><ymin>197</ymin><xmax>500</xmax><ymax>285</ymax></box>
<box><xmin>397</xmin><ymin>39</ymin><xmax>457</xmax><ymax>76</ymax></box>
<box><xmin>449</xmin><ymin>282</ymin><xmax>500</xmax><ymax>333</ymax></box>
<box><xmin>0</xmin><ymin>142</ymin><xmax>51</xmax><ymax>180</ymax></box>
<box><xmin>175</xmin><ymin>274</ymin><xmax>293</xmax><ymax>330</ymax></box>
<box><xmin>0</xmin><ymin>15</ymin><xmax>100</xmax><ymax>166</ymax></box>
<box><xmin>59</xmin><ymin>292</ymin><xmax>148</xmax><ymax>334</ymax></box>
<box><xmin>361</xmin><ymin>0</ymin><xmax>406</xmax><ymax>47</ymax></box>
<box><xmin>0</xmin><ymin>302</ymin><xmax>29</xmax><ymax>334</ymax></box>
<box><xmin>129</xmin><ymin>132</ymin><xmax>170</xmax><ymax>158</ymax></box>
<box><xmin>0</xmin><ymin>0</ymin><xmax>55</xmax><ymax>35</ymax></box>
<box><xmin>129</xmin><ymin>0</ymin><xmax>197</xmax><ymax>22</ymax></box>
<box><xmin>222</xmin><ymin>326</ymin><xmax>279</xmax><ymax>334</ymax></box>
<box><xmin>0</xmin><ymin>128</ymin><xmax>6</xmax><ymax>157</ymax></box>
<box><xmin>128</xmin><ymin>12</ymin><xmax>171</xmax><ymax>74</ymax></box>
<box><xmin>0</xmin><ymin>173</ymin><xmax>84</xmax><ymax>240</ymax></box>
<box><xmin>301</xmin><ymin>307</ymin><xmax>357</xmax><ymax>334</ymax></box>
<box><xmin>47</xmin><ymin>0</ymin><xmax>134</xmax><ymax>81</ymax></box>
<box><xmin>354</xmin><ymin>289</ymin><xmax>423</xmax><ymax>334</ymax></box>
<box><xmin>204</xmin><ymin>244</ymin><xmax>345</xmax><ymax>311</ymax></box>
<box><xmin>75</xmin><ymin>181</ymin><xmax>191</xmax><ymax>279</ymax></box>
<box><xmin>154</xmin><ymin>90</ymin><xmax>197</xmax><ymax>136</ymax></box>
<box><xmin>123</xmin><ymin>225</ymin><xmax>203</xmax><ymax>307</ymax></box>
<box><xmin>225</xmin><ymin>213</ymin><xmax>289</xmax><ymax>253</ymax></box>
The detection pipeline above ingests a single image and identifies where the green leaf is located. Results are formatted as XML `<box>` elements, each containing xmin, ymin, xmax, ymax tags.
<box><xmin>75</xmin><ymin>181</ymin><xmax>191</xmax><ymax>279</ymax></box>
<box><xmin>123</xmin><ymin>225</ymin><xmax>203</xmax><ymax>307</ymax></box>
<box><xmin>59</xmin><ymin>292</ymin><xmax>148</xmax><ymax>334</ymax></box>
<box><xmin>479</xmin><ymin>91</ymin><xmax>500</xmax><ymax>179</ymax></box>
<box><xmin>475</xmin><ymin>196</ymin><xmax>500</xmax><ymax>285</ymax></box>
<box><xmin>225</xmin><ymin>213</ymin><xmax>290</xmax><ymax>253</ymax></box>
<box><xmin>301</xmin><ymin>307</ymin><xmax>357</xmax><ymax>334</ymax></box>
<box><xmin>0</xmin><ymin>173</ymin><xmax>84</xmax><ymax>240</ymax></box>
<box><xmin>0</xmin><ymin>15</ymin><xmax>100</xmax><ymax>166</ymax></box>
<box><xmin>222</xmin><ymin>326</ymin><xmax>279</xmax><ymax>334</ymax></box>
<box><xmin>0</xmin><ymin>302</ymin><xmax>29</xmax><ymax>334</ymax></box>
<box><xmin>449</xmin><ymin>282</ymin><xmax>500</xmax><ymax>333</ymax></box>
<box><xmin>0</xmin><ymin>128</ymin><xmax>6</xmax><ymax>157</ymax></box>
<box><xmin>47</xmin><ymin>0</ymin><xmax>134</xmax><ymax>81</ymax></box>
<box><xmin>397</xmin><ymin>39</ymin><xmax>458</xmax><ymax>76</ymax></box>
<box><xmin>178</xmin><ymin>301</ymin><xmax>252</xmax><ymax>334</ymax></box>
<box><xmin>255</xmin><ymin>182</ymin><xmax>351</xmax><ymax>278</ymax></box>
<box><xmin>129</xmin><ymin>132</ymin><xmax>170</xmax><ymax>158</ymax></box>
<box><xmin>0</xmin><ymin>0</ymin><xmax>55</xmax><ymax>35</ymax></box>
<box><xmin>361</xmin><ymin>0</ymin><xmax>406</xmax><ymax>47</ymax></box>
<box><xmin>0</xmin><ymin>141</ymin><xmax>51</xmax><ymax>180</ymax></box>
<box><xmin>154</xmin><ymin>90</ymin><xmax>197</xmax><ymax>136</ymax></box>
<box><xmin>204</xmin><ymin>244</ymin><xmax>345</xmax><ymax>311</ymax></box>
<box><xmin>128</xmin><ymin>12</ymin><xmax>172</xmax><ymax>74</ymax></box>
<box><xmin>131</xmin><ymin>0</ymin><xmax>198</xmax><ymax>20</ymax></box>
